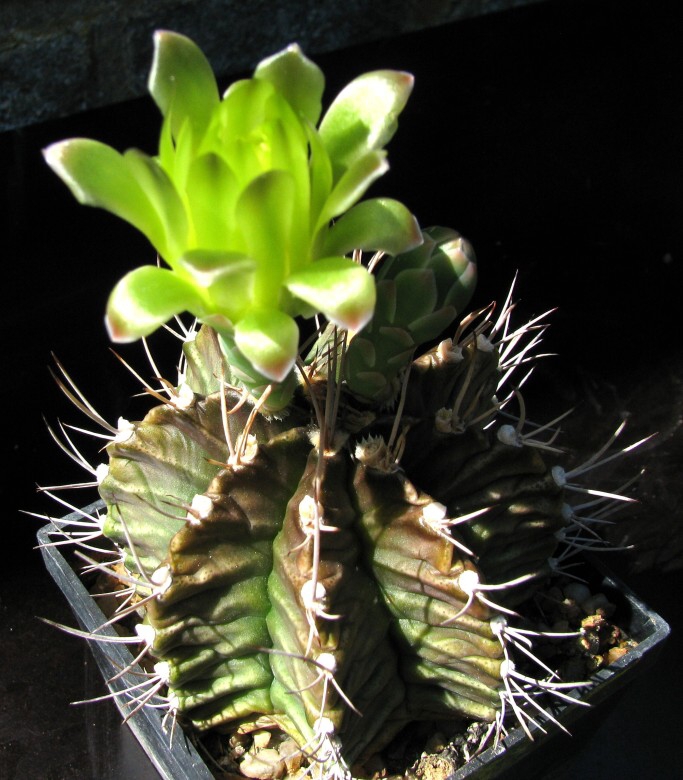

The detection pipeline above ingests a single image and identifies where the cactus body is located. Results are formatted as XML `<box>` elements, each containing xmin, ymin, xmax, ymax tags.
<box><xmin>96</xmin><ymin>266</ymin><xmax>570</xmax><ymax>770</ymax></box>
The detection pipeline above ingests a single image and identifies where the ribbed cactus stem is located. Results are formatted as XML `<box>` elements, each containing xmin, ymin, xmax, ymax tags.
<box><xmin>89</xmin><ymin>273</ymin><xmax>576</xmax><ymax>760</ymax></box>
<box><xmin>353</xmin><ymin>452</ymin><xmax>503</xmax><ymax>724</ymax></box>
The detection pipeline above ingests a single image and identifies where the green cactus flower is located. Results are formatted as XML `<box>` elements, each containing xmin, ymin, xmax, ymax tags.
<box><xmin>43</xmin><ymin>33</ymin><xmax>421</xmax><ymax>385</ymax></box>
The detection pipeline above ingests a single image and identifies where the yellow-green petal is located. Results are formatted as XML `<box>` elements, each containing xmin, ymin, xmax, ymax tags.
<box><xmin>319</xmin><ymin>70</ymin><xmax>414</xmax><ymax>180</ymax></box>
<box><xmin>148</xmin><ymin>30</ymin><xmax>219</xmax><ymax>141</ymax></box>
<box><xmin>317</xmin><ymin>150</ymin><xmax>388</xmax><ymax>231</ymax></box>
<box><xmin>235</xmin><ymin>171</ymin><xmax>295</xmax><ymax>306</ymax></box>
<box><xmin>43</xmin><ymin>139</ymin><xmax>168</xmax><ymax>257</ymax></box>
<box><xmin>254</xmin><ymin>44</ymin><xmax>325</xmax><ymax>125</ymax></box>
<box><xmin>234</xmin><ymin>309</ymin><xmax>299</xmax><ymax>382</ymax></box>
<box><xmin>106</xmin><ymin>265</ymin><xmax>206</xmax><ymax>342</ymax></box>
<box><xmin>321</xmin><ymin>198</ymin><xmax>422</xmax><ymax>257</ymax></box>
<box><xmin>286</xmin><ymin>256</ymin><xmax>376</xmax><ymax>332</ymax></box>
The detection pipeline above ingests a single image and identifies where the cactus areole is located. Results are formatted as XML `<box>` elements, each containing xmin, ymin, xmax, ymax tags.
<box><xmin>44</xmin><ymin>32</ymin><xmax>642</xmax><ymax>779</ymax></box>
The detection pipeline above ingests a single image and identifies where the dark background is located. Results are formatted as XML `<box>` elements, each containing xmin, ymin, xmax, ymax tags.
<box><xmin>2</xmin><ymin>0</ymin><xmax>682</xmax><ymax>777</ymax></box>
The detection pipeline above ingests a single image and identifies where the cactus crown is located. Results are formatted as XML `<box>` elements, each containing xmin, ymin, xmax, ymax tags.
<box><xmin>43</xmin><ymin>33</ymin><xmax>643</xmax><ymax>780</ymax></box>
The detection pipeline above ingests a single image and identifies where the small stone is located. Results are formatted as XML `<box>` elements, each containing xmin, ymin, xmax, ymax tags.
<box><xmin>581</xmin><ymin>614</ymin><xmax>603</xmax><ymax>631</ymax></box>
<box><xmin>606</xmin><ymin>646</ymin><xmax>629</xmax><ymax>665</ymax></box>
<box><xmin>414</xmin><ymin>754</ymin><xmax>455</xmax><ymax>780</ymax></box>
<box><xmin>587</xmin><ymin>653</ymin><xmax>605</xmax><ymax>671</ymax></box>
<box><xmin>580</xmin><ymin>629</ymin><xmax>602</xmax><ymax>655</ymax></box>
<box><xmin>252</xmin><ymin>730</ymin><xmax>272</xmax><ymax>749</ymax></box>
<box><xmin>563</xmin><ymin>582</ymin><xmax>591</xmax><ymax>604</ymax></box>
<box><xmin>278</xmin><ymin>738</ymin><xmax>303</xmax><ymax>774</ymax></box>
<box><xmin>240</xmin><ymin>749</ymin><xmax>285</xmax><ymax>779</ymax></box>
<box><xmin>561</xmin><ymin>597</ymin><xmax>582</xmax><ymax>621</ymax></box>
<box><xmin>423</xmin><ymin>731</ymin><xmax>447</xmax><ymax>754</ymax></box>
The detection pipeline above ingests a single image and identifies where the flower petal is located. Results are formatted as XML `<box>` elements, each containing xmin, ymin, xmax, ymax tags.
<box><xmin>235</xmin><ymin>171</ymin><xmax>295</xmax><ymax>305</ymax></box>
<box><xmin>322</xmin><ymin>198</ymin><xmax>422</xmax><ymax>257</ymax></box>
<box><xmin>319</xmin><ymin>70</ymin><xmax>414</xmax><ymax>179</ymax></box>
<box><xmin>184</xmin><ymin>152</ymin><xmax>240</xmax><ymax>250</ymax></box>
<box><xmin>106</xmin><ymin>265</ymin><xmax>205</xmax><ymax>342</ymax></box>
<box><xmin>318</xmin><ymin>150</ymin><xmax>388</xmax><ymax>230</ymax></box>
<box><xmin>254</xmin><ymin>44</ymin><xmax>325</xmax><ymax>125</ymax></box>
<box><xmin>123</xmin><ymin>149</ymin><xmax>188</xmax><ymax>262</ymax></box>
<box><xmin>148</xmin><ymin>30</ymin><xmax>219</xmax><ymax>141</ymax></box>
<box><xmin>178</xmin><ymin>249</ymin><xmax>256</xmax><ymax>322</ymax></box>
<box><xmin>43</xmin><ymin>139</ymin><xmax>168</xmax><ymax>256</ymax></box>
<box><xmin>286</xmin><ymin>257</ymin><xmax>376</xmax><ymax>332</ymax></box>
<box><xmin>234</xmin><ymin>309</ymin><xmax>299</xmax><ymax>382</ymax></box>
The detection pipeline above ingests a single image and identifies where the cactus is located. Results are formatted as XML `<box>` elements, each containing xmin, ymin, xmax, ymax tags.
<box><xmin>41</xmin><ymin>33</ymin><xmax>645</xmax><ymax>779</ymax></box>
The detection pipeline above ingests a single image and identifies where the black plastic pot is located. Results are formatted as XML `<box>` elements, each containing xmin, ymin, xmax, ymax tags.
<box><xmin>38</xmin><ymin>503</ymin><xmax>670</xmax><ymax>780</ymax></box>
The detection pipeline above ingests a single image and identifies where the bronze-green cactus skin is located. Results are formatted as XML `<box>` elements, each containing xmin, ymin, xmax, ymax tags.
<box><xmin>352</xmin><ymin>459</ymin><xmax>504</xmax><ymax>723</ymax></box>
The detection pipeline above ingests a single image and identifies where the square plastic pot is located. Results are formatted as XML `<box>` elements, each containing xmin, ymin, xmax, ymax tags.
<box><xmin>38</xmin><ymin>503</ymin><xmax>670</xmax><ymax>780</ymax></box>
